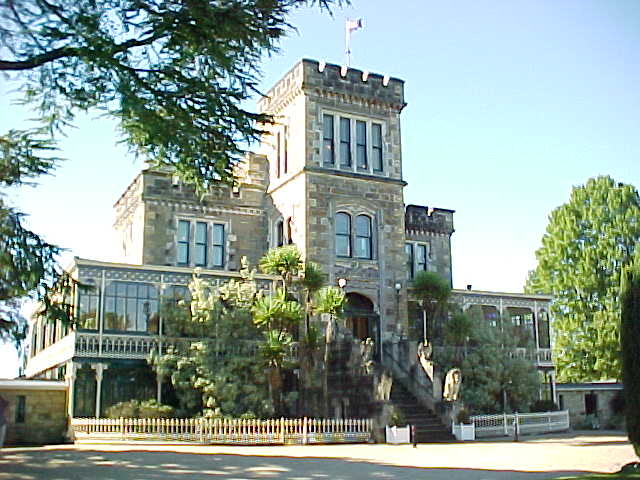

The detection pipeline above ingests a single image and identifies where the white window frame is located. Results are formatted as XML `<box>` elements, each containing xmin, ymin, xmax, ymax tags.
<box><xmin>176</xmin><ymin>219</ymin><xmax>227</xmax><ymax>269</ymax></box>
<box><xmin>321</xmin><ymin>111</ymin><xmax>386</xmax><ymax>175</ymax></box>
<box><xmin>406</xmin><ymin>241</ymin><xmax>433</xmax><ymax>279</ymax></box>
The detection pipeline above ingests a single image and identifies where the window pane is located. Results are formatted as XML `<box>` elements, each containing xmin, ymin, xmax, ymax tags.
<box><xmin>355</xmin><ymin>236</ymin><xmax>371</xmax><ymax>259</ymax></box>
<box><xmin>355</xmin><ymin>215</ymin><xmax>372</xmax><ymax>259</ymax></box>
<box><xmin>212</xmin><ymin>224</ymin><xmax>224</xmax><ymax>267</ymax></box>
<box><xmin>372</xmin><ymin>123</ymin><xmax>383</xmax><ymax>172</ymax></box>
<box><xmin>355</xmin><ymin>215</ymin><xmax>371</xmax><ymax>236</ymax></box>
<box><xmin>195</xmin><ymin>244</ymin><xmax>206</xmax><ymax>266</ymax></box>
<box><xmin>178</xmin><ymin>220</ymin><xmax>190</xmax><ymax>242</ymax></box>
<box><xmin>212</xmin><ymin>246</ymin><xmax>224</xmax><ymax>267</ymax></box>
<box><xmin>417</xmin><ymin>244</ymin><xmax>427</xmax><ymax>270</ymax></box>
<box><xmin>336</xmin><ymin>236</ymin><xmax>350</xmax><ymax>257</ymax></box>
<box><xmin>276</xmin><ymin>220</ymin><xmax>284</xmax><ymax>247</ymax></box>
<box><xmin>322</xmin><ymin>114</ymin><xmax>334</xmax><ymax>165</ymax></box>
<box><xmin>177</xmin><ymin>244</ymin><xmax>188</xmax><ymax>264</ymax></box>
<box><xmin>356</xmin><ymin>121</ymin><xmax>367</xmax><ymax>169</ymax></box>
<box><xmin>195</xmin><ymin>222</ymin><xmax>207</xmax><ymax>243</ymax></box>
<box><xmin>340</xmin><ymin>117</ymin><xmax>351</xmax><ymax>167</ymax></box>
<box><xmin>405</xmin><ymin>243</ymin><xmax>414</xmax><ymax>280</ymax></box>
<box><xmin>336</xmin><ymin>213</ymin><xmax>350</xmax><ymax>235</ymax></box>
<box><xmin>212</xmin><ymin>224</ymin><xmax>224</xmax><ymax>245</ymax></box>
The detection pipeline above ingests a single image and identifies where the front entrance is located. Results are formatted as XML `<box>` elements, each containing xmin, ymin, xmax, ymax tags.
<box><xmin>344</xmin><ymin>293</ymin><xmax>380</xmax><ymax>360</ymax></box>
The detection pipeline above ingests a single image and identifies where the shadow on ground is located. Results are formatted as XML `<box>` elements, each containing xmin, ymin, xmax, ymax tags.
<box><xmin>0</xmin><ymin>448</ymin><xmax>591</xmax><ymax>480</ymax></box>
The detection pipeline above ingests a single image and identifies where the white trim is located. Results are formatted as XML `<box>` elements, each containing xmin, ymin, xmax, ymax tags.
<box><xmin>0</xmin><ymin>379</ymin><xmax>67</xmax><ymax>391</ymax></box>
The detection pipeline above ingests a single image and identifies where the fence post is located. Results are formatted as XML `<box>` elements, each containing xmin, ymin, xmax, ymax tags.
<box><xmin>302</xmin><ymin>417</ymin><xmax>308</xmax><ymax>445</ymax></box>
<box><xmin>503</xmin><ymin>413</ymin><xmax>508</xmax><ymax>436</ymax></box>
<box><xmin>280</xmin><ymin>417</ymin><xmax>285</xmax><ymax>444</ymax></box>
<box><xmin>514</xmin><ymin>412</ymin><xmax>519</xmax><ymax>442</ymax></box>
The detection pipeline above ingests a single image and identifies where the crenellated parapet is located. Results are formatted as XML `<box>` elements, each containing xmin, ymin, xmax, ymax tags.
<box><xmin>404</xmin><ymin>204</ymin><xmax>455</xmax><ymax>236</ymax></box>
<box><xmin>258</xmin><ymin>59</ymin><xmax>406</xmax><ymax>115</ymax></box>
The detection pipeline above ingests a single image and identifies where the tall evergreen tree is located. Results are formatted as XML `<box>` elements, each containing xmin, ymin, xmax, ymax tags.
<box><xmin>621</xmin><ymin>247</ymin><xmax>640</xmax><ymax>457</ymax></box>
<box><xmin>526</xmin><ymin>176</ymin><xmax>640</xmax><ymax>381</ymax></box>
<box><xmin>0</xmin><ymin>0</ymin><xmax>343</xmax><ymax>340</ymax></box>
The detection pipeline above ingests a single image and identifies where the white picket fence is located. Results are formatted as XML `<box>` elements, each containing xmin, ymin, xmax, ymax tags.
<box><xmin>471</xmin><ymin>410</ymin><xmax>570</xmax><ymax>438</ymax></box>
<box><xmin>71</xmin><ymin>417</ymin><xmax>373</xmax><ymax>445</ymax></box>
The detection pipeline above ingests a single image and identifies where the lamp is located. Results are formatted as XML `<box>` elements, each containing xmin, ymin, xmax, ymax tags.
<box><xmin>338</xmin><ymin>278</ymin><xmax>347</xmax><ymax>289</ymax></box>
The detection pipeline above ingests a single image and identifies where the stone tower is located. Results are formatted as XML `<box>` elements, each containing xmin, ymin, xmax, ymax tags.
<box><xmin>258</xmin><ymin>59</ymin><xmax>408</xmax><ymax>345</ymax></box>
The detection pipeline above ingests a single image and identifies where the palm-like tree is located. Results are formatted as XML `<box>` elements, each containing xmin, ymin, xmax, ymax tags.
<box><xmin>411</xmin><ymin>271</ymin><xmax>451</xmax><ymax>344</ymax></box>
<box><xmin>259</xmin><ymin>245</ymin><xmax>302</xmax><ymax>297</ymax></box>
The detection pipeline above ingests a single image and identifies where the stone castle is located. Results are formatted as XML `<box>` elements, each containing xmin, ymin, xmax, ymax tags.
<box><xmin>24</xmin><ymin>59</ymin><xmax>554</xmax><ymax>421</ymax></box>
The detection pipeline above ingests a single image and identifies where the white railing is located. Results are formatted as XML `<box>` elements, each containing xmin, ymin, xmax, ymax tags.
<box><xmin>71</xmin><ymin>417</ymin><xmax>373</xmax><ymax>445</ymax></box>
<box><xmin>471</xmin><ymin>410</ymin><xmax>569</xmax><ymax>438</ymax></box>
<box><xmin>74</xmin><ymin>333</ymin><xmax>298</xmax><ymax>361</ymax></box>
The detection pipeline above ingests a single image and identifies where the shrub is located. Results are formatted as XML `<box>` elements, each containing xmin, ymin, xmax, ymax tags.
<box><xmin>105</xmin><ymin>399</ymin><xmax>175</xmax><ymax>419</ymax></box>
<box><xmin>529</xmin><ymin>399</ymin><xmax>559</xmax><ymax>412</ymax></box>
<box><xmin>456</xmin><ymin>408</ymin><xmax>471</xmax><ymax>424</ymax></box>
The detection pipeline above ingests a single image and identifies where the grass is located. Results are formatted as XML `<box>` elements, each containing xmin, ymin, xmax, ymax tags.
<box><xmin>554</xmin><ymin>465</ymin><xmax>640</xmax><ymax>479</ymax></box>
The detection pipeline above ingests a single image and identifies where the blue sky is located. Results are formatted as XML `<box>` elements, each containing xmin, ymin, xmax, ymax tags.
<box><xmin>1</xmin><ymin>1</ymin><xmax>639</xmax><ymax>376</ymax></box>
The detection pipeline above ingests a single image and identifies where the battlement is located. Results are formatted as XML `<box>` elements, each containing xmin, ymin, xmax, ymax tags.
<box><xmin>405</xmin><ymin>204</ymin><xmax>455</xmax><ymax>236</ymax></box>
<box><xmin>258</xmin><ymin>59</ymin><xmax>406</xmax><ymax>114</ymax></box>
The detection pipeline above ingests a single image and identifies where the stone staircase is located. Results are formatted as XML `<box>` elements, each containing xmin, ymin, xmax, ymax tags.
<box><xmin>390</xmin><ymin>381</ymin><xmax>457</xmax><ymax>443</ymax></box>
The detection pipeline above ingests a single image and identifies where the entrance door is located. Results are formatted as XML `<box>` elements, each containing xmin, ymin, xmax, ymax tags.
<box><xmin>344</xmin><ymin>293</ymin><xmax>380</xmax><ymax>360</ymax></box>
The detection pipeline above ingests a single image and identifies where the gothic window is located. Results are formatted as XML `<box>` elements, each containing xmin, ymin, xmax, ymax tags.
<box><xmin>372</xmin><ymin>123</ymin><xmax>383</xmax><ymax>172</ymax></box>
<box><xmin>195</xmin><ymin>221</ymin><xmax>208</xmax><ymax>266</ymax></box>
<box><xmin>355</xmin><ymin>215</ymin><xmax>372</xmax><ymax>259</ymax></box>
<box><xmin>286</xmin><ymin>217</ymin><xmax>293</xmax><ymax>245</ymax></box>
<box><xmin>322</xmin><ymin>114</ymin><xmax>335</xmax><ymax>165</ymax></box>
<box><xmin>177</xmin><ymin>220</ymin><xmax>190</xmax><ymax>265</ymax></box>
<box><xmin>340</xmin><ymin>117</ymin><xmax>351</xmax><ymax>168</ymax></box>
<box><xmin>335</xmin><ymin>212</ymin><xmax>351</xmax><ymax>257</ymax></box>
<box><xmin>104</xmin><ymin>281</ymin><xmax>159</xmax><ymax>332</ymax></box>
<box><xmin>276</xmin><ymin>220</ymin><xmax>284</xmax><ymax>247</ymax></box>
<box><xmin>356</xmin><ymin>120</ymin><xmax>367</xmax><ymax>169</ymax></box>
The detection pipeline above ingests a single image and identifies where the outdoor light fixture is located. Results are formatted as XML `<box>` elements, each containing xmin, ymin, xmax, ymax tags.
<box><xmin>394</xmin><ymin>282</ymin><xmax>402</xmax><ymax>293</ymax></box>
<box><xmin>338</xmin><ymin>278</ymin><xmax>347</xmax><ymax>289</ymax></box>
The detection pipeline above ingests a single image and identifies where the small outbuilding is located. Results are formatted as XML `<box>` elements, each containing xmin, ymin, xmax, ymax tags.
<box><xmin>0</xmin><ymin>379</ymin><xmax>68</xmax><ymax>446</ymax></box>
<box><xmin>556</xmin><ymin>381</ymin><xmax>624</xmax><ymax>429</ymax></box>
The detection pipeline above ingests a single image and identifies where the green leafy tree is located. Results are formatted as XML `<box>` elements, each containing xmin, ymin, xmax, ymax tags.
<box><xmin>0</xmin><ymin>0</ymin><xmax>342</xmax><ymax>342</ymax></box>
<box><xmin>439</xmin><ymin>313</ymin><xmax>540</xmax><ymax>414</ymax></box>
<box><xmin>411</xmin><ymin>271</ymin><xmax>451</xmax><ymax>343</ymax></box>
<box><xmin>621</xmin><ymin>247</ymin><xmax>640</xmax><ymax>457</ymax></box>
<box><xmin>153</xmin><ymin>264</ymin><xmax>271</xmax><ymax>418</ymax></box>
<box><xmin>526</xmin><ymin>176</ymin><xmax>640</xmax><ymax>381</ymax></box>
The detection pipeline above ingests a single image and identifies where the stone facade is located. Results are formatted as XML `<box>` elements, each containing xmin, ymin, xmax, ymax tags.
<box><xmin>0</xmin><ymin>380</ymin><xmax>67</xmax><ymax>446</ymax></box>
<box><xmin>557</xmin><ymin>382</ymin><xmax>624</xmax><ymax>429</ymax></box>
<box><xmin>109</xmin><ymin>59</ymin><xmax>455</xmax><ymax>341</ymax></box>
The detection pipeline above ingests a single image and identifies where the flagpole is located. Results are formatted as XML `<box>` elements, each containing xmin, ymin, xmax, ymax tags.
<box><xmin>344</xmin><ymin>18</ymin><xmax>362</xmax><ymax>67</ymax></box>
<box><xmin>345</xmin><ymin>21</ymin><xmax>351</xmax><ymax>66</ymax></box>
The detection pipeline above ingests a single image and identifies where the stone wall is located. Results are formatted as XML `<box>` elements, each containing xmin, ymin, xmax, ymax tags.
<box><xmin>0</xmin><ymin>385</ymin><xmax>67</xmax><ymax>446</ymax></box>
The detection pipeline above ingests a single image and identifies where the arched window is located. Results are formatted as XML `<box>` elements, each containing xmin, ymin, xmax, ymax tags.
<box><xmin>355</xmin><ymin>215</ymin><xmax>372</xmax><ymax>259</ymax></box>
<box><xmin>286</xmin><ymin>217</ymin><xmax>293</xmax><ymax>245</ymax></box>
<box><xmin>335</xmin><ymin>213</ymin><xmax>351</xmax><ymax>257</ymax></box>
<box><xmin>276</xmin><ymin>220</ymin><xmax>284</xmax><ymax>247</ymax></box>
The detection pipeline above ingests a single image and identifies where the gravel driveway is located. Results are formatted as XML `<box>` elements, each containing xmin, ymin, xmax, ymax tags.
<box><xmin>0</xmin><ymin>431</ymin><xmax>635</xmax><ymax>479</ymax></box>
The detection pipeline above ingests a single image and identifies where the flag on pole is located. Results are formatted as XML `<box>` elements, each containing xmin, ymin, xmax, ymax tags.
<box><xmin>345</xmin><ymin>18</ymin><xmax>363</xmax><ymax>66</ymax></box>
<box><xmin>346</xmin><ymin>18</ymin><xmax>363</xmax><ymax>33</ymax></box>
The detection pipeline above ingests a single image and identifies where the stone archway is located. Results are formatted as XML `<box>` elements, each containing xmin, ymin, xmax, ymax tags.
<box><xmin>344</xmin><ymin>293</ymin><xmax>380</xmax><ymax>359</ymax></box>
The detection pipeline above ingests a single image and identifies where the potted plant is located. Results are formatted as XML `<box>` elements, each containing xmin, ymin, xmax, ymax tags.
<box><xmin>452</xmin><ymin>408</ymin><xmax>475</xmax><ymax>441</ymax></box>
<box><xmin>385</xmin><ymin>406</ymin><xmax>411</xmax><ymax>444</ymax></box>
